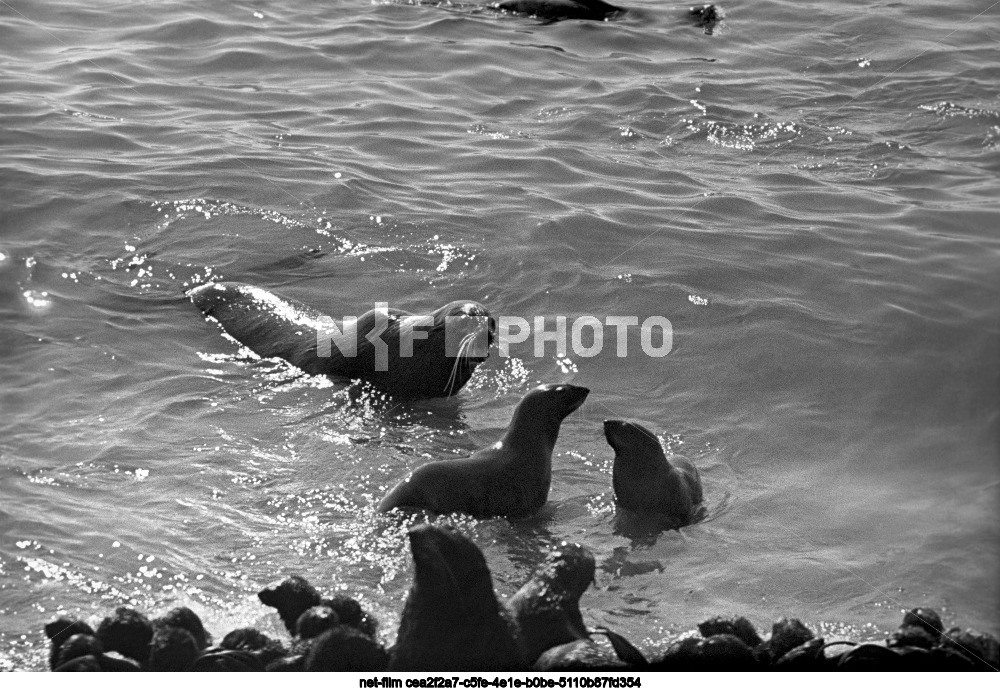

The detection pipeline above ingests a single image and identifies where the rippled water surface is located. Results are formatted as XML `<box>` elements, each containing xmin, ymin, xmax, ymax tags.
<box><xmin>1</xmin><ymin>0</ymin><xmax>998</xmax><ymax>670</ymax></box>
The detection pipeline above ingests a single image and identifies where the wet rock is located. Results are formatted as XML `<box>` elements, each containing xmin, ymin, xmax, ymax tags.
<box><xmin>296</xmin><ymin>604</ymin><xmax>340</xmax><ymax>640</ymax></box>
<box><xmin>221</xmin><ymin>627</ymin><xmax>277</xmax><ymax>652</ymax></box>
<box><xmin>44</xmin><ymin>618</ymin><xmax>95</xmax><ymax>670</ymax></box>
<box><xmin>888</xmin><ymin>625</ymin><xmax>937</xmax><ymax>650</ymax></box>
<box><xmin>701</xmin><ymin>634</ymin><xmax>758</xmax><ymax>669</ymax></box>
<box><xmin>772</xmin><ymin>637</ymin><xmax>827</xmax><ymax>670</ymax></box>
<box><xmin>322</xmin><ymin>594</ymin><xmax>380</xmax><ymax>639</ymax></box>
<box><xmin>265</xmin><ymin>654</ymin><xmax>306</xmax><ymax>671</ymax></box>
<box><xmin>901</xmin><ymin>607</ymin><xmax>944</xmax><ymax>638</ymax></box>
<box><xmin>651</xmin><ymin>636</ymin><xmax>703</xmax><ymax>669</ymax></box>
<box><xmin>96</xmin><ymin>653</ymin><xmax>141</xmax><ymax>671</ymax></box>
<box><xmin>939</xmin><ymin>627</ymin><xmax>1000</xmax><ymax>670</ymax></box>
<box><xmin>53</xmin><ymin>655</ymin><xmax>101</xmax><ymax>672</ymax></box>
<box><xmin>927</xmin><ymin>645</ymin><xmax>977</xmax><ymax>670</ymax></box>
<box><xmin>152</xmin><ymin>606</ymin><xmax>212</xmax><ymax>650</ymax></box>
<box><xmin>191</xmin><ymin>648</ymin><xmax>267</xmax><ymax>672</ymax></box>
<box><xmin>698</xmin><ymin>616</ymin><xmax>763</xmax><ymax>648</ymax></box>
<box><xmin>757</xmin><ymin>617</ymin><xmax>814</xmax><ymax>663</ymax></box>
<box><xmin>836</xmin><ymin>643</ymin><xmax>901</xmax><ymax>670</ymax></box>
<box><xmin>147</xmin><ymin>625</ymin><xmax>200</xmax><ymax>672</ymax></box>
<box><xmin>55</xmin><ymin>633</ymin><xmax>103</xmax><ymax>669</ymax></box>
<box><xmin>305</xmin><ymin>625</ymin><xmax>389</xmax><ymax>672</ymax></box>
<box><xmin>219</xmin><ymin>627</ymin><xmax>287</xmax><ymax>665</ymax></box>
<box><xmin>96</xmin><ymin>606</ymin><xmax>153</xmax><ymax>664</ymax></box>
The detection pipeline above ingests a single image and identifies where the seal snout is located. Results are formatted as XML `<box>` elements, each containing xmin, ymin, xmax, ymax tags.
<box><xmin>561</xmin><ymin>384</ymin><xmax>590</xmax><ymax>411</ymax></box>
<box><xmin>602</xmin><ymin>419</ymin><xmax>635</xmax><ymax>450</ymax></box>
<box><xmin>535</xmin><ymin>383</ymin><xmax>589</xmax><ymax>415</ymax></box>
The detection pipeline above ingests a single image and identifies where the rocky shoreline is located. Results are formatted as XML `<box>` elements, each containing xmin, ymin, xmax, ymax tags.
<box><xmin>35</xmin><ymin>524</ymin><xmax>1000</xmax><ymax>672</ymax></box>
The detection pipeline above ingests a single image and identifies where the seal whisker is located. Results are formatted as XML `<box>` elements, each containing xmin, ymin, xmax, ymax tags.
<box><xmin>445</xmin><ymin>331</ymin><xmax>477</xmax><ymax>396</ymax></box>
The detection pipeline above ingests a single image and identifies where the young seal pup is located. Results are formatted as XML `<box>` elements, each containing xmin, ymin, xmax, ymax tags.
<box><xmin>604</xmin><ymin>420</ymin><xmax>703</xmax><ymax>526</ymax></box>
<box><xmin>378</xmin><ymin>384</ymin><xmax>589</xmax><ymax>519</ymax></box>
<box><xmin>507</xmin><ymin>541</ymin><xmax>646</xmax><ymax>669</ymax></box>
<box><xmin>507</xmin><ymin>541</ymin><xmax>594</xmax><ymax>663</ymax></box>
<box><xmin>188</xmin><ymin>281</ymin><xmax>493</xmax><ymax>400</ymax></box>
<box><xmin>389</xmin><ymin>524</ymin><xmax>527</xmax><ymax>671</ymax></box>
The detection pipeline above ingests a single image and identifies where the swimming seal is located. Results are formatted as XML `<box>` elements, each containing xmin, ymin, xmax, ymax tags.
<box><xmin>489</xmin><ymin>1</ymin><xmax>721</xmax><ymax>26</ymax></box>
<box><xmin>491</xmin><ymin>0</ymin><xmax>625</xmax><ymax>22</ymax></box>
<box><xmin>604</xmin><ymin>420</ymin><xmax>703</xmax><ymax>525</ymax></box>
<box><xmin>389</xmin><ymin>524</ymin><xmax>528</xmax><ymax>671</ymax></box>
<box><xmin>188</xmin><ymin>281</ymin><xmax>493</xmax><ymax>400</ymax></box>
<box><xmin>377</xmin><ymin>383</ymin><xmax>589</xmax><ymax>519</ymax></box>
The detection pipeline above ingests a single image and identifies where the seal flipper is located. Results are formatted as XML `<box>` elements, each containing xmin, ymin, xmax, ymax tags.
<box><xmin>589</xmin><ymin>627</ymin><xmax>648</xmax><ymax>666</ymax></box>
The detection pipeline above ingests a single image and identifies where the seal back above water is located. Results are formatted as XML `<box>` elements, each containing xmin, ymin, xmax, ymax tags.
<box><xmin>491</xmin><ymin>0</ymin><xmax>625</xmax><ymax>22</ymax></box>
<box><xmin>377</xmin><ymin>383</ymin><xmax>589</xmax><ymax>519</ymax></box>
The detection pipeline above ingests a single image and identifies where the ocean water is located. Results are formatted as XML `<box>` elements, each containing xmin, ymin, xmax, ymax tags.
<box><xmin>1</xmin><ymin>0</ymin><xmax>998</xmax><ymax>671</ymax></box>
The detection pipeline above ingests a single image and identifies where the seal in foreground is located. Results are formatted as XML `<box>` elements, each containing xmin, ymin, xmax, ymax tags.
<box><xmin>389</xmin><ymin>524</ymin><xmax>528</xmax><ymax>671</ymax></box>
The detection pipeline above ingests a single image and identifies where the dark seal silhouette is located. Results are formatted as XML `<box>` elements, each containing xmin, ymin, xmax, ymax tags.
<box><xmin>491</xmin><ymin>0</ymin><xmax>625</xmax><ymax>22</ymax></box>
<box><xmin>490</xmin><ymin>1</ymin><xmax>721</xmax><ymax>28</ymax></box>
<box><xmin>604</xmin><ymin>420</ymin><xmax>703</xmax><ymax>526</ymax></box>
<box><xmin>257</xmin><ymin>575</ymin><xmax>322</xmax><ymax>636</ymax></box>
<box><xmin>508</xmin><ymin>541</ymin><xmax>646</xmax><ymax>669</ymax></box>
<box><xmin>304</xmin><ymin>625</ymin><xmax>389</xmax><ymax>672</ymax></box>
<box><xmin>295</xmin><ymin>605</ymin><xmax>340</xmax><ymax>640</ymax></box>
<box><xmin>95</xmin><ymin>606</ymin><xmax>153</xmax><ymax>665</ymax></box>
<box><xmin>507</xmin><ymin>541</ymin><xmax>594</xmax><ymax>663</ymax></box>
<box><xmin>44</xmin><ymin>618</ymin><xmax>95</xmax><ymax>670</ymax></box>
<box><xmin>689</xmin><ymin>4</ymin><xmax>721</xmax><ymax>34</ymax></box>
<box><xmin>147</xmin><ymin>626</ymin><xmax>200</xmax><ymax>672</ymax></box>
<box><xmin>189</xmin><ymin>281</ymin><xmax>493</xmax><ymax>400</ymax></box>
<box><xmin>378</xmin><ymin>384</ymin><xmax>589</xmax><ymax>518</ymax></box>
<box><xmin>152</xmin><ymin>606</ymin><xmax>211</xmax><ymax>650</ymax></box>
<box><xmin>388</xmin><ymin>524</ymin><xmax>528</xmax><ymax>671</ymax></box>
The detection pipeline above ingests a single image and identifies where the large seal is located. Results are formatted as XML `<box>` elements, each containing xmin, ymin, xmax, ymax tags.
<box><xmin>377</xmin><ymin>383</ymin><xmax>589</xmax><ymax>519</ymax></box>
<box><xmin>389</xmin><ymin>524</ymin><xmax>528</xmax><ymax>671</ymax></box>
<box><xmin>187</xmin><ymin>281</ymin><xmax>493</xmax><ymax>400</ymax></box>
<box><xmin>604</xmin><ymin>420</ymin><xmax>703</xmax><ymax>526</ymax></box>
